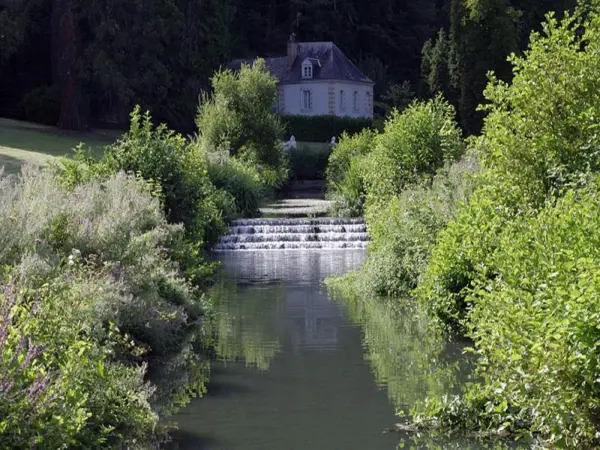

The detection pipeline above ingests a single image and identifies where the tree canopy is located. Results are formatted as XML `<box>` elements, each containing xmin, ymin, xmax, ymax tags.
<box><xmin>0</xmin><ymin>0</ymin><xmax>577</xmax><ymax>132</ymax></box>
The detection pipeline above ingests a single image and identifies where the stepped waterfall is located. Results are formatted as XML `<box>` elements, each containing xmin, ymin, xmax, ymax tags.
<box><xmin>214</xmin><ymin>217</ymin><xmax>369</xmax><ymax>251</ymax></box>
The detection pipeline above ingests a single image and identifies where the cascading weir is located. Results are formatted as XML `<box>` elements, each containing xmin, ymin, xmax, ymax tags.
<box><xmin>214</xmin><ymin>217</ymin><xmax>369</xmax><ymax>251</ymax></box>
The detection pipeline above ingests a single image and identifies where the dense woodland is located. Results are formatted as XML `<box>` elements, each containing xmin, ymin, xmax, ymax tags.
<box><xmin>1</xmin><ymin>0</ymin><xmax>576</xmax><ymax>134</ymax></box>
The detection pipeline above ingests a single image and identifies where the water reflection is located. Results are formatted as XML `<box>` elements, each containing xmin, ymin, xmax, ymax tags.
<box><xmin>210</xmin><ymin>282</ymin><xmax>286</xmax><ymax>371</ymax></box>
<box><xmin>169</xmin><ymin>250</ymin><xmax>498</xmax><ymax>450</ymax></box>
<box><xmin>209</xmin><ymin>250</ymin><xmax>368</xmax><ymax>371</ymax></box>
<box><xmin>334</xmin><ymin>292</ymin><xmax>471</xmax><ymax>410</ymax></box>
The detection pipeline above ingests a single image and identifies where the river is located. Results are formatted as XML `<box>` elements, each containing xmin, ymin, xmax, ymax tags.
<box><xmin>168</xmin><ymin>250</ymin><xmax>503</xmax><ymax>450</ymax></box>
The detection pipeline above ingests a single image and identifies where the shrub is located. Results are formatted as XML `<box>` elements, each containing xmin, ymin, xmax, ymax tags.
<box><xmin>326</xmin><ymin>128</ymin><xmax>376</xmax><ymax>187</ymax></box>
<box><xmin>0</xmin><ymin>167</ymin><xmax>211</xmax><ymax>447</ymax></box>
<box><xmin>361</xmin><ymin>95</ymin><xmax>464</xmax><ymax>210</ymax></box>
<box><xmin>0</xmin><ymin>167</ymin><xmax>207</xmax><ymax>346</ymax></box>
<box><xmin>328</xmin><ymin>159</ymin><xmax>367</xmax><ymax>218</ymax></box>
<box><xmin>331</xmin><ymin>154</ymin><xmax>479</xmax><ymax>297</ymax></box>
<box><xmin>475</xmin><ymin>8</ymin><xmax>600</xmax><ymax>207</ymax></box>
<box><xmin>203</xmin><ymin>150</ymin><xmax>265</xmax><ymax>219</ymax></box>
<box><xmin>414</xmin><ymin>179</ymin><xmax>600</xmax><ymax>447</ymax></box>
<box><xmin>410</xmin><ymin>5</ymin><xmax>600</xmax><ymax>445</ymax></box>
<box><xmin>281</xmin><ymin>114</ymin><xmax>372</xmax><ymax>143</ymax></box>
<box><xmin>326</xmin><ymin>97</ymin><xmax>464</xmax><ymax>219</ymax></box>
<box><xmin>98</xmin><ymin>107</ymin><xmax>225</xmax><ymax>245</ymax></box>
<box><xmin>0</xmin><ymin>275</ymin><xmax>161</xmax><ymax>449</ymax></box>
<box><xmin>415</xmin><ymin>184</ymin><xmax>508</xmax><ymax>330</ymax></box>
<box><xmin>54</xmin><ymin>107</ymin><xmax>229</xmax><ymax>277</ymax></box>
<box><xmin>196</xmin><ymin>59</ymin><xmax>287</xmax><ymax>187</ymax></box>
<box><xmin>21</xmin><ymin>85</ymin><xmax>60</xmax><ymax>126</ymax></box>
<box><xmin>326</xmin><ymin>129</ymin><xmax>376</xmax><ymax>217</ymax></box>
<box><xmin>418</xmin><ymin>5</ymin><xmax>600</xmax><ymax>329</ymax></box>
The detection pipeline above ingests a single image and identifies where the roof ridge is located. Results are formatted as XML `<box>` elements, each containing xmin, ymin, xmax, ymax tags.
<box><xmin>227</xmin><ymin>42</ymin><xmax>373</xmax><ymax>84</ymax></box>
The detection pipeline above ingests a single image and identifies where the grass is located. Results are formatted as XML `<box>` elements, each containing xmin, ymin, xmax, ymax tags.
<box><xmin>0</xmin><ymin>119</ymin><xmax>118</xmax><ymax>174</ymax></box>
<box><xmin>0</xmin><ymin>120</ymin><xmax>331</xmax><ymax>177</ymax></box>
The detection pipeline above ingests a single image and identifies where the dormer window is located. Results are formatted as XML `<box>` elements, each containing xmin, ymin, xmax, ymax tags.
<box><xmin>302</xmin><ymin>63</ymin><xmax>313</xmax><ymax>79</ymax></box>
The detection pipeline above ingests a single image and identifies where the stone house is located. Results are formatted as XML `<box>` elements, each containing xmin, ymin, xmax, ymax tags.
<box><xmin>228</xmin><ymin>34</ymin><xmax>374</xmax><ymax>119</ymax></box>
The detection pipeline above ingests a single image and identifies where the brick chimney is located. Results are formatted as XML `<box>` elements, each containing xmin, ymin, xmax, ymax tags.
<box><xmin>287</xmin><ymin>33</ymin><xmax>298</xmax><ymax>66</ymax></box>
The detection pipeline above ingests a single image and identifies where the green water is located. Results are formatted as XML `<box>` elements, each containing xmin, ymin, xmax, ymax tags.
<box><xmin>168</xmin><ymin>250</ymin><xmax>504</xmax><ymax>450</ymax></box>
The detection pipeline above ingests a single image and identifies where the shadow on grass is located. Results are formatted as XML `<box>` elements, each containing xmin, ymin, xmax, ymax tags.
<box><xmin>0</xmin><ymin>124</ymin><xmax>112</xmax><ymax>160</ymax></box>
<box><xmin>0</xmin><ymin>153</ymin><xmax>28</xmax><ymax>175</ymax></box>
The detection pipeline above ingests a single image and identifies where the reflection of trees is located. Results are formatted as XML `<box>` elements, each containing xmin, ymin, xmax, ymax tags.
<box><xmin>333</xmin><ymin>291</ymin><xmax>470</xmax><ymax>410</ymax></box>
<box><xmin>331</xmin><ymin>292</ymin><xmax>513</xmax><ymax>450</ymax></box>
<box><xmin>148</xmin><ymin>340</ymin><xmax>211</xmax><ymax>417</ymax></box>
<box><xmin>209</xmin><ymin>280</ymin><xmax>286</xmax><ymax>371</ymax></box>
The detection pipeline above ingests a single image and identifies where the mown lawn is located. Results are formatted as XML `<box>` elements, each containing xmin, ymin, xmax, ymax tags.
<box><xmin>0</xmin><ymin>119</ymin><xmax>117</xmax><ymax>174</ymax></box>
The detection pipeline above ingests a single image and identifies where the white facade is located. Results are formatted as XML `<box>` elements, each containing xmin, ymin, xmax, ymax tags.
<box><xmin>279</xmin><ymin>80</ymin><xmax>373</xmax><ymax>119</ymax></box>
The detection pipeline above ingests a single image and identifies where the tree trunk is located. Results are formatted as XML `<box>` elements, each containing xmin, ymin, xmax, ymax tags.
<box><xmin>52</xmin><ymin>0</ymin><xmax>85</xmax><ymax>130</ymax></box>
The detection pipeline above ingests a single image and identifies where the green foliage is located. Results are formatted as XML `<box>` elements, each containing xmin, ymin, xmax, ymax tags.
<box><xmin>102</xmin><ymin>107</ymin><xmax>224</xmax><ymax>242</ymax></box>
<box><xmin>0</xmin><ymin>276</ymin><xmax>161</xmax><ymax>449</ymax></box>
<box><xmin>411</xmin><ymin>4</ymin><xmax>600</xmax><ymax>445</ymax></box>
<box><xmin>421</xmin><ymin>29</ymin><xmax>457</xmax><ymax>102</ymax></box>
<box><xmin>326</xmin><ymin>129</ymin><xmax>376</xmax><ymax>187</ymax></box>
<box><xmin>419</xmin><ymin>5</ymin><xmax>600</xmax><ymax>328</ymax></box>
<box><xmin>414</xmin><ymin>180</ymin><xmax>600</xmax><ymax>447</ymax></box>
<box><xmin>203</xmin><ymin>150</ymin><xmax>265</xmax><ymax>219</ymax></box>
<box><xmin>326</xmin><ymin>129</ymin><xmax>376</xmax><ymax>217</ymax></box>
<box><xmin>54</xmin><ymin>107</ymin><xmax>227</xmax><ymax>254</ymax></box>
<box><xmin>287</xmin><ymin>142</ymin><xmax>332</xmax><ymax>180</ymax></box>
<box><xmin>0</xmin><ymin>167</ymin><xmax>211</xmax><ymax>447</ymax></box>
<box><xmin>196</xmin><ymin>59</ymin><xmax>287</xmax><ymax>187</ymax></box>
<box><xmin>330</xmin><ymin>154</ymin><xmax>478</xmax><ymax>298</ymax></box>
<box><xmin>326</xmin><ymin>97</ymin><xmax>464</xmax><ymax>220</ymax></box>
<box><xmin>478</xmin><ymin>9</ymin><xmax>600</xmax><ymax>203</ymax></box>
<box><xmin>361</xmin><ymin>96</ymin><xmax>464</xmax><ymax>210</ymax></box>
<box><xmin>281</xmin><ymin>115</ymin><xmax>373</xmax><ymax>143</ymax></box>
<box><xmin>363</xmin><ymin>156</ymin><xmax>478</xmax><ymax>298</ymax></box>
<box><xmin>416</xmin><ymin>186</ymin><xmax>506</xmax><ymax>330</ymax></box>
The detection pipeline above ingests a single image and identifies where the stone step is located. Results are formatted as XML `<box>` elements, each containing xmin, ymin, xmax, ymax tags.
<box><xmin>219</xmin><ymin>232</ymin><xmax>369</xmax><ymax>244</ymax></box>
<box><xmin>229</xmin><ymin>224</ymin><xmax>367</xmax><ymax>235</ymax></box>
<box><xmin>214</xmin><ymin>241</ymin><xmax>369</xmax><ymax>251</ymax></box>
<box><xmin>230</xmin><ymin>217</ymin><xmax>365</xmax><ymax>227</ymax></box>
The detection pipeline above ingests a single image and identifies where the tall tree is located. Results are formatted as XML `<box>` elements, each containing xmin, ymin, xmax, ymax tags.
<box><xmin>421</xmin><ymin>28</ymin><xmax>457</xmax><ymax>102</ymax></box>
<box><xmin>52</xmin><ymin>0</ymin><xmax>85</xmax><ymax>129</ymax></box>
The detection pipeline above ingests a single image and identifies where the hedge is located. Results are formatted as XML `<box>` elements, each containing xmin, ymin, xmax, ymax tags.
<box><xmin>288</xmin><ymin>142</ymin><xmax>332</xmax><ymax>180</ymax></box>
<box><xmin>281</xmin><ymin>114</ymin><xmax>372</xmax><ymax>143</ymax></box>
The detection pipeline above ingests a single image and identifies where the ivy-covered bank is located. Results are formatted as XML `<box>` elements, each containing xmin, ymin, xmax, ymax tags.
<box><xmin>0</xmin><ymin>60</ymin><xmax>286</xmax><ymax>447</ymax></box>
<box><xmin>327</xmin><ymin>2</ymin><xmax>600</xmax><ymax>447</ymax></box>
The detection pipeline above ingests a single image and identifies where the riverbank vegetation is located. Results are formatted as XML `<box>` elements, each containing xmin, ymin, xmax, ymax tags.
<box><xmin>0</xmin><ymin>168</ymin><xmax>208</xmax><ymax>447</ymax></box>
<box><xmin>0</xmin><ymin>60</ymin><xmax>285</xmax><ymax>447</ymax></box>
<box><xmin>328</xmin><ymin>2</ymin><xmax>600</xmax><ymax>447</ymax></box>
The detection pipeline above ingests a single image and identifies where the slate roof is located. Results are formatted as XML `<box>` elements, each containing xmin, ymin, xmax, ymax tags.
<box><xmin>228</xmin><ymin>42</ymin><xmax>373</xmax><ymax>84</ymax></box>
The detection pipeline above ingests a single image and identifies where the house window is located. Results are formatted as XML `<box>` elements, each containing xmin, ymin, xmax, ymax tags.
<box><xmin>339</xmin><ymin>90</ymin><xmax>346</xmax><ymax>111</ymax></box>
<box><xmin>301</xmin><ymin>89</ymin><xmax>312</xmax><ymax>110</ymax></box>
<box><xmin>353</xmin><ymin>91</ymin><xmax>359</xmax><ymax>111</ymax></box>
<box><xmin>302</xmin><ymin>64</ymin><xmax>313</xmax><ymax>79</ymax></box>
<box><xmin>365</xmin><ymin>92</ymin><xmax>372</xmax><ymax>111</ymax></box>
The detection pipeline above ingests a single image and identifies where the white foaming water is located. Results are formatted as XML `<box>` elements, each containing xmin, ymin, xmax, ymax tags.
<box><xmin>214</xmin><ymin>217</ymin><xmax>369</xmax><ymax>251</ymax></box>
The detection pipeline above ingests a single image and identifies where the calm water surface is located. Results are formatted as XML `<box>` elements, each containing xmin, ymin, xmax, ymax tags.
<box><xmin>169</xmin><ymin>250</ymin><xmax>495</xmax><ymax>450</ymax></box>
